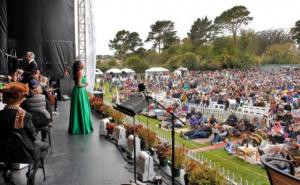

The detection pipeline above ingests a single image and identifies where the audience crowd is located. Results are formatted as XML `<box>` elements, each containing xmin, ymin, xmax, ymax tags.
<box><xmin>106</xmin><ymin>67</ymin><xmax>300</xmax><ymax>175</ymax></box>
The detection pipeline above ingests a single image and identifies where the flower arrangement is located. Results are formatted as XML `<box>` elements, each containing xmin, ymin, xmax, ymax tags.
<box><xmin>155</xmin><ymin>142</ymin><xmax>171</xmax><ymax>165</ymax></box>
<box><xmin>124</xmin><ymin>124</ymin><xmax>143</xmax><ymax>137</ymax></box>
<box><xmin>100</xmin><ymin>105</ymin><xmax>125</xmax><ymax>123</ymax></box>
<box><xmin>168</xmin><ymin>146</ymin><xmax>188</xmax><ymax>169</ymax></box>
<box><xmin>106</xmin><ymin>123</ymin><xmax>116</xmax><ymax>135</ymax></box>
<box><xmin>137</xmin><ymin>127</ymin><xmax>157</xmax><ymax>149</ymax></box>
<box><xmin>184</xmin><ymin>159</ymin><xmax>198</xmax><ymax>174</ymax></box>
<box><xmin>188</xmin><ymin>163</ymin><xmax>227</xmax><ymax>185</ymax></box>
<box><xmin>88</xmin><ymin>93</ymin><xmax>104</xmax><ymax>110</ymax></box>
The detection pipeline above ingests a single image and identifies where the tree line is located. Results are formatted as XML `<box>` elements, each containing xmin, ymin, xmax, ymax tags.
<box><xmin>98</xmin><ymin>5</ymin><xmax>300</xmax><ymax>73</ymax></box>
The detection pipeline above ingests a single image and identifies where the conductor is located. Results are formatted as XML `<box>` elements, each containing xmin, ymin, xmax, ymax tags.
<box><xmin>19</xmin><ymin>52</ymin><xmax>38</xmax><ymax>83</ymax></box>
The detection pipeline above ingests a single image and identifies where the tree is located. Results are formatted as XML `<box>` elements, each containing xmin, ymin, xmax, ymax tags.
<box><xmin>125</xmin><ymin>55</ymin><xmax>149</xmax><ymax>73</ymax></box>
<box><xmin>188</xmin><ymin>16</ymin><xmax>218</xmax><ymax>46</ymax></box>
<box><xmin>214</xmin><ymin>5</ymin><xmax>253</xmax><ymax>44</ymax></box>
<box><xmin>165</xmin><ymin>55</ymin><xmax>182</xmax><ymax>71</ymax></box>
<box><xmin>257</xmin><ymin>29</ymin><xmax>293</xmax><ymax>54</ymax></box>
<box><xmin>127</xmin><ymin>32</ymin><xmax>143</xmax><ymax>53</ymax></box>
<box><xmin>291</xmin><ymin>20</ymin><xmax>300</xmax><ymax>45</ymax></box>
<box><xmin>108</xmin><ymin>59</ymin><xmax>117</xmax><ymax>67</ymax></box>
<box><xmin>180</xmin><ymin>52</ymin><xmax>199</xmax><ymax>70</ymax></box>
<box><xmin>239</xmin><ymin>29</ymin><xmax>259</xmax><ymax>54</ymax></box>
<box><xmin>109</xmin><ymin>30</ymin><xmax>143</xmax><ymax>61</ymax></box>
<box><xmin>262</xmin><ymin>43</ymin><xmax>300</xmax><ymax>64</ymax></box>
<box><xmin>146</xmin><ymin>20</ymin><xmax>179</xmax><ymax>53</ymax></box>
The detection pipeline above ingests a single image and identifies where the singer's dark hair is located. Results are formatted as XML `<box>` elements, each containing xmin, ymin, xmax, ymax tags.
<box><xmin>138</xmin><ymin>83</ymin><xmax>146</xmax><ymax>92</ymax></box>
<box><xmin>72</xmin><ymin>60</ymin><xmax>83</xmax><ymax>81</ymax></box>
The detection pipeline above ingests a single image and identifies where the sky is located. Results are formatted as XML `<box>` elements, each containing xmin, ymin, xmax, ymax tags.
<box><xmin>92</xmin><ymin>0</ymin><xmax>300</xmax><ymax>55</ymax></box>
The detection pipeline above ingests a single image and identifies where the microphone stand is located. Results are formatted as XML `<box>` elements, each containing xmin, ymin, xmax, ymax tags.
<box><xmin>145</xmin><ymin>95</ymin><xmax>185</xmax><ymax>185</ymax></box>
<box><xmin>133</xmin><ymin>116</ymin><xmax>137</xmax><ymax>183</ymax></box>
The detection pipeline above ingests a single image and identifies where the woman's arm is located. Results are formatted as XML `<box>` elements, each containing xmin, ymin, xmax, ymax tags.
<box><xmin>76</xmin><ymin>70</ymin><xmax>87</xmax><ymax>87</ymax></box>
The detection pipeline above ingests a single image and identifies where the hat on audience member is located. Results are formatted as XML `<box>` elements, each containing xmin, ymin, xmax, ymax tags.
<box><xmin>28</xmin><ymin>79</ymin><xmax>39</xmax><ymax>89</ymax></box>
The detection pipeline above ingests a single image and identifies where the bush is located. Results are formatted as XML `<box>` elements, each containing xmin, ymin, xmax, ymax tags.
<box><xmin>262</xmin><ymin>43</ymin><xmax>300</xmax><ymax>64</ymax></box>
<box><xmin>188</xmin><ymin>163</ymin><xmax>227</xmax><ymax>185</ymax></box>
<box><xmin>180</xmin><ymin>52</ymin><xmax>200</xmax><ymax>70</ymax></box>
<box><xmin>165</xmin><ymin>55</ymin><xmax>182</xmax><ymax>71</ymax></box>
<box><xmin>125</xmin><ymin>55</ymin><xmax>149</xmax><ymax>73</ymax></box>
<box><xmin>167</xmin><ymin>147</ymin><xmax>188</xmax><ymax>169</ymax></box>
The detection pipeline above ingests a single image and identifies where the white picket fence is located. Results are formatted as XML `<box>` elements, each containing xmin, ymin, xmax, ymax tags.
<box><xmin>133</xmin><ymin>118</ymin><xmax>257</xmax><ymax>185</ymax></box>
<box><xmin>186</xmin><ymin>102</ymin><xmax>274</xmax><ymax>128</ymax></box>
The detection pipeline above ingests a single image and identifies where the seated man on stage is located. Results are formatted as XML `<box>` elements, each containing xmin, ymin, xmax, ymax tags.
<box><xmin>21</xmin><ymin>79</ymin><xmax>52</xmax><ymax>142</ymax></box>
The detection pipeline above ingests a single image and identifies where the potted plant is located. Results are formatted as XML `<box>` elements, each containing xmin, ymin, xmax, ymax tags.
<box><xmin>188</xmin><ymin>163</ymin><xmax>227</xmax><ymax>185</ymax></box>
<box><xmin>137</xmin><ymin>127</ymin><xmax>157</xmax><ymax>151</ymax></box>
<box><xmin>124</xmin><ymin>124</ymin><xmax>143</xmax><ymax>137</ymax></box>
<box><xmin>184</xmin><ymin>160</ymin><xmax>198</xmax><ymax>185</ymax></box>
<box><xmin>106</xmin><ymin>123</ymin><xmax>116</xmax><ymax>135</ymax></box>
<box><xmin>168</xmin><ymin>146</ymin><xmax>188</xmax><ymax>177</ymax></box>
<box><xmin>155</xmin><ymin>142</ymin><xmax>171</xmax><ymax>166</ymax></box>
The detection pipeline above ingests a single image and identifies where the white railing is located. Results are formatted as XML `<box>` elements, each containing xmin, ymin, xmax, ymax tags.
<box><xmin>186</xmin><ymin>102</ymin><xmax>274</xmax><ymax>127</ymax></box>
<box><xmin>135</xmin><ymin>119</ymin><xmax>257</xmax><ymax>185</ymax></box>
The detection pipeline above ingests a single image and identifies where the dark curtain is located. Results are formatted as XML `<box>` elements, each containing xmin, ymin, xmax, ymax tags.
<box><xmin>0</xmin><ymin>0</ymin><xmax>7</xmax><ymax>74</ymax></box>
<box><xmin>7</xmin><ymin>0</ymin><xmax>75</xmax><ymax>79</ymax></box>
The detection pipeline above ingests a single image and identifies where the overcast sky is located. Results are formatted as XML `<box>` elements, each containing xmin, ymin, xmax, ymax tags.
<box><xmin>92</xmin><ymin>0</ymin><xmax>300</xmax><ymax>55</ymax></box>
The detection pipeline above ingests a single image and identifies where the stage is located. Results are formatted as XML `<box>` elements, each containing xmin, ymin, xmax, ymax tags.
<box><xmin>0</xmin><ymin>101</ymin><xmax>132</xmax><ymax>185</ymax></box>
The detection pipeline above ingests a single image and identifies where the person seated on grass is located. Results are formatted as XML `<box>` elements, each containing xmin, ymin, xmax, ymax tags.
<box><xmin>286</xmin><ymin>125</ymin><xmax>298</xmax><ymax>139</ymax></box>
<box><xmin>269</xmin><ymin>121</ymin><xmax>285</xmax><ymax>144</ymax></box>
<box><xmin>267</xmin><ymin>145</ymin><xmax>290</xmax><ymax>172</ymax></box>
<box><xmin>207</xmin><ymin>114</ymin><xmax>217</xmax><ymax>125</ymax></box>
<box><xmin>188</xmin><ymin>114</ymin><xmax>198</xmax><ymax>127</ymax></box>
<box><xmin>282</xmin><ymin>110</ymin><xmax>294</xmax><ymax>126</ymax></box>
<box><xmin>285</xmin><ymin>142</ymin><xmax>300</xmax><ymax>167</ymax></box>
<box><xmin>182</xmin><ymin>123</ymin><xmax>212</xmax><ymax>140</ymax></box>
<box><xmin>212</xmin><ymin>125</ymin><xmax>228</xmax><ymax>144</ymax></box>
<box><xmin>225</xmin><ymin>111</ymin><xmax>238</xmax><ymax>127</ymax></box>
<box><xmin>186</xmin><ymin>107</ymin><xmax>196</xmax><ymax>119</ymax></box>
<box><xmin>231</xmin><ymin>118</ymin><xmax>247</xmax><ymax>137</ymax></box>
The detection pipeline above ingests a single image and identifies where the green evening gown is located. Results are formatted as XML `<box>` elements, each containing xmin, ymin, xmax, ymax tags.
<box><xmin>68</xmin><ymin>75</ymin><xmax>93</xmax><ymax>134</ymax></box>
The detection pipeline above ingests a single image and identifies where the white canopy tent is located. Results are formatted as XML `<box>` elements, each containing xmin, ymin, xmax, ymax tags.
<box><xmin>145</xmin><ymin>67</ymin><xmax>169</xmax><ymax>73</ymax></box>
<box><xmin>121</xmin><ymin>68</ymin><xmax>135</xmax><ymax>73</ymax></box>
<box><xmin>106</xmin><ymin>68</ymin><xmax>122</xmax><ymax>74</ymax></box>
<box><xmin>145</xmin><ymin>67</ymin><xmax>169</xmax><ymax>79</ymax></box>
<box><xmin>175</xmin><ymin>66</ymin><xmax>188</xmax><ymax>71</ymax></box>
<box><xmin>174</xmin><ymin>66</ymin><xmax>188</xmax><ymax>76</ymax></box>
<box><xmin>95</xmin><ymin>68</ymin><xmax>103</xmax><ymax>75</ymax></box>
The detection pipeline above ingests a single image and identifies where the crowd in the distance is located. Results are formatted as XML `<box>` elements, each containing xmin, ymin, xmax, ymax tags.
<box><xmin>0</xmin><ymin>52</ymin><xmax>56</xmax><ymax>185</ymax></box>
<box><xmin>106</xmin><ymin>67</ymin><xmax>300</xmax><ymax>174</ymax></box>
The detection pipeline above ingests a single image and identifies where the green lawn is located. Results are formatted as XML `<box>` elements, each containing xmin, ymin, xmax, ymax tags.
<box><xmin>102</xmin><ymin>82</ymin><xmax>270</xmax><ymax>185</ymax></box>
<box><xmin>200</xmin><ymin>149</ymin><xmax>269</xmax><ymax>185</ymax></box>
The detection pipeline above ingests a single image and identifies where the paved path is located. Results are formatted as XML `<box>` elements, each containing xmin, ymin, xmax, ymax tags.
<box><xmin>191</xmin><ymin>139</ymin><xmax>242</xmax><ymax>152</ymax></box>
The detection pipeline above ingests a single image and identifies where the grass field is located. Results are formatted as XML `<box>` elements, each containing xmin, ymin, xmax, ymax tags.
<box><xmin>102</xmin><ymin>82</ymin><xmax>270</xmax><ymax>185</ymax></box>
<box><xmin>200</xmin><ymin>148</ymin><xmax>269</xmax><ymax>185</ymax></box>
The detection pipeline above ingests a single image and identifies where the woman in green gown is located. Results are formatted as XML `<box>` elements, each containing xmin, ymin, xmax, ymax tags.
<box><xmin>68</xmin><ymin>61</ymin><xmax>93</xmax><ymax>134</ymax></box>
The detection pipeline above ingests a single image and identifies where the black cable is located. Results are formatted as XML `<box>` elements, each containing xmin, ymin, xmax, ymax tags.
<box><xmin>103</xmin><ymin>136</ymin><xmax>128</xmax><ymax>162</ymax></box>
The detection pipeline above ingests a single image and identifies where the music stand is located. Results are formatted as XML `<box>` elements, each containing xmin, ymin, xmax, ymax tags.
<box><xmin>113</xmin><ymin>94</ymin><xmax>148</xmax><ymax>183</ymax></box>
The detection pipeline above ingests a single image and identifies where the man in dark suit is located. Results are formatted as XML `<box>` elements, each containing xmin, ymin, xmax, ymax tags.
<box><xmin>20</xmin><ymin>52</ymin><xmax>38</xmax><ymax>83</ymax></box>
